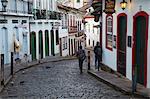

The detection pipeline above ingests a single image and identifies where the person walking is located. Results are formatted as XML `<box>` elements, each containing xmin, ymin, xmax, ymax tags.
<box><xmin>94</xmin><ymin>42</ymin><xmax>102</xmax><ymax>71</ymax></box>
<box><xmin>76</xmin><ymin>46</ymin><xmax>86</xmax><ymax>74</ymax></box>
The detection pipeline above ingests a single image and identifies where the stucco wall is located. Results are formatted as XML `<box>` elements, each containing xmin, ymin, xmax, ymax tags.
<box><xmin>0</xmin><ymin>16</ymin><xmax>30</xmax><ymax>63</ymax></box>
<box><xmin>102</xmin><ymin>0</ymin><xmax>150</xmax><ymax>88</ymax></box>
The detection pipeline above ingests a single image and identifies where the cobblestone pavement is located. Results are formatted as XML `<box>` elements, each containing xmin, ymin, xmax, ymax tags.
<box><xmin>0</xmin><ymin>59</ymin><xmax>144</xmax><ymax>99</ymax></box>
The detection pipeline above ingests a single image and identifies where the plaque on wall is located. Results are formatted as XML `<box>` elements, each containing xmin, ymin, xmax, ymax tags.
<box><xmin>104</xmin><ymin>0</ymin><xmax>116</xmax><ymax>14</ymax></box>
<box><xmin>128</xmin><ymin>36</ymin><xmax>132</xmax><ymax>47</ymax></box>
<box><xmin>113</xmin><ymin>35</ymin><xmax>116</xmax><ymax>48</ymax></box>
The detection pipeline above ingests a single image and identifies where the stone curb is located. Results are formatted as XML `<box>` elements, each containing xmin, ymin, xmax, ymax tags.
<box><xmin>0</xmin><ymin>56</ymin><xmax>77</xmax><ymax>93</ymax></box>
<box><xmin>87</xmin><ymin>70</ymin><xmax>149</xmax><ymax>99</ymax></box>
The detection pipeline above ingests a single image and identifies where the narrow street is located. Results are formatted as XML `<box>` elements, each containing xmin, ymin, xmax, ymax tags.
<box><xmin>0</xmin><ymin>59</ymin><xmax>143</xmax><ymax>99</ymax></box>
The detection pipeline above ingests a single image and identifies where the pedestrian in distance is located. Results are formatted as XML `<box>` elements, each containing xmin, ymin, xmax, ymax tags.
<box><xmin>94</xmin><ymin>42</ymin><xmax>102</xmax><ymax>71</ymax></box>
<box><xmin>76</xmin><ymin>46</ymin><xmax>86</xmax><ymax>74</ymax></box>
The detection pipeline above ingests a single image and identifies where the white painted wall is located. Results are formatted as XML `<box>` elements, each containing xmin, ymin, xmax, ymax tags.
<box><xmin>0</xmin><ymin>16</ymin><xmax>30</xmax><ymax>63</ymax></box>
<box><xmin>102</xmin><ymin>0</ymin><xmax>150</xmax><ymax>88</ymax></box>
<box><xmin>85</xmin><ymin>17</ymin><xmax>100</xmax><ymax>47</ymax></box>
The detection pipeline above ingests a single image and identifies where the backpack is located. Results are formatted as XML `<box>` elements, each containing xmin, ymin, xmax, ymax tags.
<box><xmin>78</xmin><ymin>50</ymin><xmax>86</xmax><ymax>61</ymax></box>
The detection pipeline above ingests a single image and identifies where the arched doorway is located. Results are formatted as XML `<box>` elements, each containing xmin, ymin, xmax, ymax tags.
<box><xmin>132</xmin><ymin>11</ymin><xmax>148</xmax><ymax>86</ymax></box>
<box><xmin>56</xmin><ymin>30</ymin><xmax>59</xmax><ymax>45</ymax></box>
<box><xmin>30</xmin><ymin>32</ymin><xmax>36</xmax><ymax>60</ymax></box>
<box><xmin>39</xmin><ymin>30</ymin><xmax>43</xmax><ymax>59</ymax></box>
<box><xmin>1</xmin><ymin>27</ymin><xmax>8</xmax><ymax>64</ymax></box>
<box><xmin>117</xmin><ymin>13</ymin><xmax>127</xmax><ymax>77</ymax></box>
<box><xmin>51</xmin><ymin>30</ymin><xmax>55</xmax><ymax>56</ymax></box>
<box><xmin>45</xmin><ymin>30</ymin><xmax>49</xmax><ymax>56</ymax></box>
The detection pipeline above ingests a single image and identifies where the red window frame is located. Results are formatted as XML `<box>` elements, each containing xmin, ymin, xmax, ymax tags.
<box><xmin>106</xmin><ymin>14</ymin><xmax>113</xmax><ymax>51</ymax></box>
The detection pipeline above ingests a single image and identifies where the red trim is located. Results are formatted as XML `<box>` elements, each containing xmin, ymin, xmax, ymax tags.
<box><xmin>84</xmin><ymin>16</ymin><xmax>94</xmax><ymax>19</ymax></box>
<box><xmin>117</xmin><ymin>13</ymin><xmax>127</xmax><ymax>76</ymax></box>
<box><xmin>105</xmin><ymin>14</ymin><xmax>113</xmax><ymax>51</ymax></box>
<box><xmin>132</xmin><ymin>11</ymin><xmax>148</xmax><ymax>87</ymax></box>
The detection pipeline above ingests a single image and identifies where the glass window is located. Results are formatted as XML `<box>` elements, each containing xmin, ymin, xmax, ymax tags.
<box><xmin>106</xmin><ymin>15</ymin><xmax>113</xmax><ymax>50</ymax></box>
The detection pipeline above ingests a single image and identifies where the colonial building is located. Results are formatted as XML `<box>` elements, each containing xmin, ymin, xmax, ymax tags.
<box><xmin>68</xmin><ymin>7</ymin><xmax>84</xmax><ymax>56</ymax></box>
<box><xmin>0</xmin><ymin>0</ymin><xmax>33</xmax><ymax>64</ymax></box>
<box><xmin>83</xmin><ymin>7</ymin><xmax>100</xmax><ymax>47</ymax></box>
<box><xmin>99</xmin><ymin>0</ymin><xmax>150</xmax><ymax>88</ymax></box>
<box><xmin>57</xmin><ymin>3</ymin><xmax>69</xmax><ymax>56</ymax></box>
<box><xmin>30</xmin><ymin>0</ymin><xmax>62</xmax><ymax>60</ymax></box>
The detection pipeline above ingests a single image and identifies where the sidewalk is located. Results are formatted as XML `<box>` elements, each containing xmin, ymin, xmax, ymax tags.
<box><xmin>0</xmin><ymin>55</ymin><xmax>77</xmax><ymax>93</ymax></box>
<box><xmin>88</xmin><ymin>68</ymin><xmax>150</xmax><ymax>98</ymax></box>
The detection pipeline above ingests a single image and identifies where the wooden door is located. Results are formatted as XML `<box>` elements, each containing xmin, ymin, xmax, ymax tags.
<box><xmin>117</xmin><ymin>14</ymin><xmax>127</xmax><ymax>76</ymax></box>
<box><xmin>45</xmin><ymin>30</ymin><xmax>49</xmax><ymax>56</ymax></box>
<box><xmin>39</xmin><ymin>31</ymin><xmax>43</xmax><ymax>59</ymax></box>
<box><xmin>30</xmin><ymin>32</ymin><xmax>36</xmax><ymax>60</ymax></box>
<box><xmin>51</xmin><ymin>30</ymin><xmax>55</xmax><ymax>56</ymax></box>
<box><xmin>133</xmin><ymin>12</ymin><xmax>148</xmax><ymax>86</ymax></box>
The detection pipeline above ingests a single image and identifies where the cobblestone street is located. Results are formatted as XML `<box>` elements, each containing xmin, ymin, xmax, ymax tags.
<box><xmin>0</xmin><ymin>59</ymin><xmax>144</xmax><ymax>99</ymax></box>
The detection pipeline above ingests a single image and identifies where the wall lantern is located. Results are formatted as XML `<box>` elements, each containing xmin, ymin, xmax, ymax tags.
<box><xmin>120</xmin><ymin>0</ymin><xmax>127</xmax><ymax>10</ymax></box>
<box><xmin>1</xmin><ymin>0</ymin><xmax>8</xmax><ymax>12</ymax></box>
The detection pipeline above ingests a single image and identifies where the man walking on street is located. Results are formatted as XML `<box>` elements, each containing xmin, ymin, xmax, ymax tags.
<box><xmin>76</xmin><ymin>46</ymin><xmax>86</xmax><ymax>74</ymax></box>
<box><xmin>94</xmin><ymin>42</ymin><xmax>102</xmax><ymax>71</ymax></box>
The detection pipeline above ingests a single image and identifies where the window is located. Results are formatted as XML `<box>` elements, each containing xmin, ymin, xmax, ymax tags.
<box><xmin>63</xmin><ymin>37</ymin><xmax>67</xmax><ymax>50</ymax></box>
<box><xmin>106</xmin><ymin>15</ymin><xmax>113</xmax><ymax>50</ymax></box>
<box><xmin>77</xmin><ymin>0</ymin><xmax>80</xmax><ymax>3</ymax></box>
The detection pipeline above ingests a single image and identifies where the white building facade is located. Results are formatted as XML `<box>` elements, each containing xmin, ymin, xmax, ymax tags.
<box><xmin>30</xmin><ymin>0</ymin><xmax>64</xmax><ymax>60</ymax></box>
<box><xmin>0</xmin><ymin>0</ymin><xmax>33</xmax><ymax>64</ymax></box>
<box><xmin>84</xmin><ymin>7</ymin><xmax>100</xmax><ymax>48</ymax></box>
<box><xmin>101</xmin><ymin>0</ymin><xmax>150</xmax><ymax>88</ymax></box>
<box><xmin>57</xmin><ymin>4</ymin><xmax>69</xmax><ymax>56</ymax></box>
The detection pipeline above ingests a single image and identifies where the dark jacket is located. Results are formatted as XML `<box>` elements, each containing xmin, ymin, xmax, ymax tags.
<box><xmin>94</xmin><ymin>45</ymin><xmax>102</xmax><ymax>60</ymax></box>
<box><xmin>76</xmin><ymin>49</ymin><xmax>86</xmax><ymax>61</ymax></box>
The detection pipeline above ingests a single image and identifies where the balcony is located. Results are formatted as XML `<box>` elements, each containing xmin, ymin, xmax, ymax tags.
<box><xmin>48</xmin><ymin>11</ymin><xmax>61</xmax><ymax>20</ymax></box>
<box><xmin>0</xmin><ymin>1</ymin><xmax>33</xmax><ymax>16</ymax></box>
<box><xmin>69</xmin><ymin>26</ymin><xmax>77</xmax><ymax>33</ymax></box>
<box><xmin>34</xmin><ymin>9</ymin><xmax>62</xmax><ymax>20</ymax></box>
<box><xmin>0</xmin><ymin>8</ymin><xmax>32</xmax><ymax>15</ymax></box>
<box><xmin>35</xmin><ymin>9</ymin><xmax>46</xmax><ymax>19</ymax></box>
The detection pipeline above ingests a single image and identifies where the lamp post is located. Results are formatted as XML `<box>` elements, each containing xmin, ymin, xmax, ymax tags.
<box><xmin>1</xmin><ymin>0</ymin><xmax>8</xmax><ymax>12</ymax></box>
<box><xmin>120</xmin><ymin>0</ymin><xmax>127</xmax><ymax>10</ymax></box>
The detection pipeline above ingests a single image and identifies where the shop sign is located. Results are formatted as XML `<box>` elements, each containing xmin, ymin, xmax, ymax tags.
<box><xmin>104</xmin><ymin>0</ymin><xmax>116</xmax><ymax>14</ymax></box>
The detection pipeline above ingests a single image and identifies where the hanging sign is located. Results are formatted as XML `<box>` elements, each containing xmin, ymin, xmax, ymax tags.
<box><xmin>104</xmin><ymin>0</ymin><xmax>116</xmax><ymax>14</ymax></box>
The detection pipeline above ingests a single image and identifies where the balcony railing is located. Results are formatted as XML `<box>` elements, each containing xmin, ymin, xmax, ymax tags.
<box><xmin>0</xmin><ymin>8</ymin><xmax>32</xmax><ymax>15</ymax></box>
<box><xmin>33</xmin><ymin>9</ymin><xmax>62</xmax><ymax>20</ymax></box>
<box><xmin>69</xmin><ymin>26</ymin><xmax>77</xmax><ymax>33</ymax></box>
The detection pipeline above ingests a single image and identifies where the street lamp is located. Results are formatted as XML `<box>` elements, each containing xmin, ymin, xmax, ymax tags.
<box><xmin>1</xmin><ymin>0</ymin><xmax>8</xmax><ymax>12</ymax></box>
<box><xmin>120</xmin><ymin>0</ymin><xmax>127</xmax><ymax>10</ymax></box>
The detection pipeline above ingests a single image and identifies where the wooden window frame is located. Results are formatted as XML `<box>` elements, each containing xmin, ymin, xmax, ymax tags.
<box><xmin>106</xmin><ymin>14</ymin><xmax>113</xmax><ymax>51</ymax></box>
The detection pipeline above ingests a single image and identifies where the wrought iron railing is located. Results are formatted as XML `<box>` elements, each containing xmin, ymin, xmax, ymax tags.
<box><xmin>0</xmin><ymin>8</ymin><xmax>32</xmax><ymax>14</ymax></box>
<box><xmin>33</xmin><ymin>9</ymin><xmax>62</xmax><ymax>20</ymax></box>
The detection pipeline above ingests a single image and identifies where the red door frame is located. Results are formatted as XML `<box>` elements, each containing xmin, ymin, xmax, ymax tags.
<box><xmin>117</xmin><ymin>13</ymin><xmax>127</xmax><ymax>76</ymax></box>
<box><xmin>132</xmin><ymin>11</ymin><xmax>149</xmax><ymax>87</ymax></box>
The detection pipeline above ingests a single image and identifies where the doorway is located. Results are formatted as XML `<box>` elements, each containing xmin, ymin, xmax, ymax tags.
<box><xmin>1</xmin><ymin>28</ymin><xmax>9</xmax><ymax>64</ymax></box>
<box><xmin>45</xmin><ymin>30</ymin><xmax>49</xmax><ymax>56</ymax></box>
<box><xmin>117</xmin><ymin>13</ymin><xmax>127</xmax><ymax>76</ymax></box>
<box><xmin>51</xmin><ymin>30</ymin><xmax>55</xmax><ymax>56</ymax></box>
<box><xmin>39</xmin><ymin>30</ymin><xmax>43</xmax><ymax>59</ymax></box>
<box><xmin>132</xmin><ymin>11</ymin><xmax>148</xmax><ymax>86</ymax></box>
<box><xmin>30</xmin><ymin>32</ymin><xmax>36</xmax><ymax>60</ymax></box>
